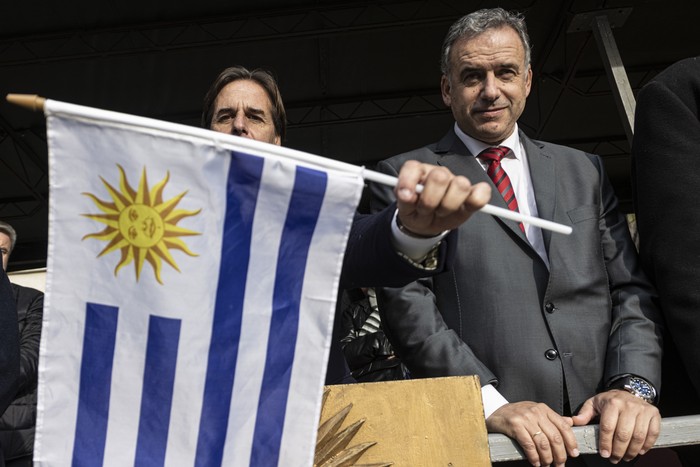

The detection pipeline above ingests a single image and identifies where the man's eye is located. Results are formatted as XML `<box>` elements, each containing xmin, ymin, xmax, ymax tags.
<box><xmin>216</xmin><ymin>114</ymin><xmax>232</xmax><ymax>123</ymax></box>
<box><xmin>462</xmin><ymin>73</ymin><xmax>480</xmax><ymax>84</ymax></box>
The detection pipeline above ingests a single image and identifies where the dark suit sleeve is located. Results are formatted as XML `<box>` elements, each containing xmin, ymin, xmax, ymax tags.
<box><xmin>633</xmin><ymin>58</ymin><xmax>700</xmax><ymax>395</ymax></box>
<box><xmin>595</xmin><ymin>155</ymin><xmax>663</xmax><ymax>390</ymax></box>
<box><xmin>339</xmin><ymin>201</ymin><xmax>456</xmax><ymax>290</ymax></box>
<box><xmin>368</xmin><ymin>159</ymin><xmax>497</xmax><ymax>385</ymax></box>
<box><xmin>0</xmin><ymin>263</ymin><xmax>20</xmax><ymax>414</ymax></box>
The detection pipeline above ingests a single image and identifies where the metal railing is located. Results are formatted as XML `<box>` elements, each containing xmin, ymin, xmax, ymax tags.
<box><xmin>489</xmin><ymin>415</ymin><xmax>700</xmax><ymax>462</ymax></box>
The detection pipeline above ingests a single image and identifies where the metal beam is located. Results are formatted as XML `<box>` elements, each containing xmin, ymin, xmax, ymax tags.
<box><xmin>590</xmin><ymin>14</ymin><xmax>636</xmax><ymax>144</ymax></box>
<box><xmin>0</xmin><ymin>0</ymin><xmax>474</xmax><ymax>67</ymax></box>
<box><xmin>540</xmin><ymin>62</ymin><xmax>669</xmax><ymax>98</ymax></box>
<box><xmin>0</xmin><ymin>117</ymin><xmax>49</xmax><ymax>206</ymax></box>
<box><xmin>569</xmin><ymin>8</ymin><xmax>636</xmax><ymax>144</ymax></box>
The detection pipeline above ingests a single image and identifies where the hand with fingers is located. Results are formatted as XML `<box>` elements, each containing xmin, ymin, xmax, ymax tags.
<box><xmin>486</xmin><ymin>401</ymin><xmax>579</xmax><ymax>467</ymax></box>
<box><xmin>394</xmin><ymin>160</ymin><xmax>491</xmax><ymax>238</ymax></box>
<box><xmin>573</xmin><ymin>390</ymin><xmax>661</xmax><ymax>464</ymax></box>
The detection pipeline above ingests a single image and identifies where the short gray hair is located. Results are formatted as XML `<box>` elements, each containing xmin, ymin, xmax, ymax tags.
<box><xmin>440</xmin><ymin>8</ymin><xmax>532</xmax><ymax>75</ymax></box>
<box><xmin>0</xmin><ymin>220</ymin><xmax>17</xmax><ymax>254</ymax></box>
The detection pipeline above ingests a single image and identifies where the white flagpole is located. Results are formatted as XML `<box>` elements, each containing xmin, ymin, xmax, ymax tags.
<box><xmin>356</xmin><ymin>160</ymin><xmax>573</xmax><ymax>235</ymax></box>
<box><xmin>7</xmin><ymin>94</ymin><xmax>572</xmax><ymax>235</ymax></box>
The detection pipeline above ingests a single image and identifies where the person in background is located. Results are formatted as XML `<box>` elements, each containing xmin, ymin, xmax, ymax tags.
<box><xmin>0</xmin><ymin>258</ymin><xmax>19</xmax><ymax>467</ymax></box>
<box><xmin>339</xmin><ymin>288</ymin><xmax>407</xmax><ymax>382</ymax></box>
<box><xmin>0</xmin><ymin>221</ymin><xmax>40</xmax><ymax>467</ymax></box>
<box><xmin>632</xmin><ymin>55</ymin><xmax>700</xmax><ymax>467</ymax></box>
<box><xmin>370</xmin><ymin>8</ymin><xmax>662</xmax><ymax>467</ymax></box>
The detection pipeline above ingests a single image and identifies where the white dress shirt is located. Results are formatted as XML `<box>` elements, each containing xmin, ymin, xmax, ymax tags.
<box><xmin>390</xmin><ymin>210</ymin><xmax>448</xmax><ymax>261</ymax></box>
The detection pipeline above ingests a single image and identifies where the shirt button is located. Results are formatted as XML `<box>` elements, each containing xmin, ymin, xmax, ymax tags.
<box><xmin>545</xmin><ymin>302</ymin><xmax>555</xmax><ymax>313</ymax></box>
<box><xmin>545</xmin><ymin>349</ymin><xmax>559</xmax><ymax>360</ymax></box>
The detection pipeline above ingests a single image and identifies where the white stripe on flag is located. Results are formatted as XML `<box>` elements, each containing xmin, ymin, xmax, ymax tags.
<box><xmin>222</xmin><ymin>154</ymin><xmax>296</xmax><ymax>465</ymax></box>
<box><xmin>280</xmin><ymin>168</ymin><xmax>361</xmax><ymax>463</ymax></box>
<box><xmin>103</xmin><ymin>308</ymin><xmax>148</xmax><ymax>467</ymax></box>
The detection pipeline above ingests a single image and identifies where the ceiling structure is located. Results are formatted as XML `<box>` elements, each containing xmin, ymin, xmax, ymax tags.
<box><xmin>0</xmin><ymin>0</ymin><xmax>697</xmax><ymax>271</ymax></box>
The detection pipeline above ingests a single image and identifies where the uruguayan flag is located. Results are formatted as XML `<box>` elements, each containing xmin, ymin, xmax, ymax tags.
<box><xmin>36</xmin><ymin>100</ymin><xmax>363</xmax><ymax>466</ymax></box>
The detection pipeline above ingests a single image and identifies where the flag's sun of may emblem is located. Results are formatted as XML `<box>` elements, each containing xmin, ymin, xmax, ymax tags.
<box><xmin>82</xmin><ymin>164</ymin><xmax>201</xmax><ymax>284</ymax></box>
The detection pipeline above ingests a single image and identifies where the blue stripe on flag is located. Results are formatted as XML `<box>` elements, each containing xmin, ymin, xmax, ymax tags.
<box><xmin>134</xmin><ymin>315</ymin><xmax>182</xmax><ymax>467</ymax></box>
<box><xmin>195</xmin><ymin>151</ymin><xmax>264</xmax><ymax>467</ymax></box>
<box><xmin>72</xmin><ymin>302</ymin><xmax>119</xmax><ymax>467</ymax></box>
<box><xmin>250</xmin><ymin>165</ymin><xmax>327</xmax><ymax>466</ymax></box>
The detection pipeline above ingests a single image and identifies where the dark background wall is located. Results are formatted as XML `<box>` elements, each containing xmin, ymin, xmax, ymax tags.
<box><xmin>1</xmin><ymin>0</ymin><xmax>698</xmax><ymax>271</ymax></box>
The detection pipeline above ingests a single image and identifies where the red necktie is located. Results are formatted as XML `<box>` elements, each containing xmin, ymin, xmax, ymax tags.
<box><xmin>478</xmin><ymin>146</ymin><xmax>525</xmax><ymax>232</ymax></box>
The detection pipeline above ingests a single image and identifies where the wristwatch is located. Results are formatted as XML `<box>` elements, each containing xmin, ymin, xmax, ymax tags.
<box><xmin>608</xmin><ymin>375</ymin><xmax>657</xmax><ymax>404</ymax></box>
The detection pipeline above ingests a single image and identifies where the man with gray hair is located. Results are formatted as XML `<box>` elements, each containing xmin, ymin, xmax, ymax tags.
<box><xmin>0</xmin><ymin>221</ymin><xmax>43</xmax><ymax>467</ymax></box>
<box><xmin>371</xmin><ymin>8</ymin><xmax>662</xmax><ymax>467</ymax></box>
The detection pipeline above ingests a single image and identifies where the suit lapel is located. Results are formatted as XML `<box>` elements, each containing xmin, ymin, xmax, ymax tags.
<box><xmin>435</xmin><ymin>129</ymin><xmax>530</xmax><ymax>244</ymax></box>
<box><xmin>435</xmin><ymin>131</ymin><xmax>491</xmax><ymax>185</ymax></box>
<box><xmin>521</xmin><ymin>132</ymin><xmax>556</xmax><ymax>251</ymax></box>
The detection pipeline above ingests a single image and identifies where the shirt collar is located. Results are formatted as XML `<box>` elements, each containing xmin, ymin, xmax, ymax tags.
<box><xmin>453</xmin><ymin>122</ymin><xmax>522</xmax><ymax>160</ymax></box>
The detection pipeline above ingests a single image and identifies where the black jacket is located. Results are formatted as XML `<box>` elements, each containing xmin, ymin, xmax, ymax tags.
<box><xmin>0</xmin><ymin>284</ymin><xmax>43</xmax><ymax>461</ymax></box>
<box><xmin>0</xmin><ymin>266</ymin><xmax>19</xmax><ymax>467</ymax></box>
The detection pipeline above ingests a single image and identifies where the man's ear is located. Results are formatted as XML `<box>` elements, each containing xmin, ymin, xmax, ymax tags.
<box><xmin>440</xmin><ymin>75</ymin><xmax>452</xmax><ymax>107</ymax></box>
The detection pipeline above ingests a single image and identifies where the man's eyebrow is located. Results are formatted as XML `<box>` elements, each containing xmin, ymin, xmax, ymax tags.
<box><xmin>214</xmin><ymin>107</ymin><xmax>234</xmax><ymax>117</ymax></box>
<box><xmin>214</xmin><ymin>106</ymin><xmax>267</xmax><ymax>116</ymax></box>
<box><xmin>495</xmin><ymin>59</ymin><xmax>523</xmax><ymax>70</ymax></box>
<box><xmin>245</xmin><ymin>107</ymin><xmax>267</xmax><ymax>116</ymax></box>
<box><xmin>457</xmin><ymin>66</ymin><xmax>482</xmax><ymax>78</ymax></box>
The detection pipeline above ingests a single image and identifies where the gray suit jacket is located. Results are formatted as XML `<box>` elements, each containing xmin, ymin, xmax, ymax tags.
<box><xmin>370</xmin><ymin>128</ymin><xmax>663</xmax><ymax>414</ymax></box>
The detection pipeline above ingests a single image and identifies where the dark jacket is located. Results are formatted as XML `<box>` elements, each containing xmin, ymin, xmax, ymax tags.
<box><xmin>340</xmin><ymin>204</ymin><xmax>457</xmax><ymax>290</ymax></box>
<box><xmin>632</xmin><ymin>54</ymin><xmax>700</xmax><ymax>467</ymax></box>
<box><xmin>0</xmin><ymin>266</ymin><xmax>20</xmax><ymax>467</ymax></box>
<box><xmin>339</xmin><ymin>288</ymin><xmax>406</xmax><ymax>382</ymax></box>
<box><xmin>0</xmin><ymin>284</ymin><xmax>43</xmax><ymax>461</ymax></box>
<box><xmin>633</xmin><ymin>56</ymin><xmax>700</xmax><ymax>412</ymax></box>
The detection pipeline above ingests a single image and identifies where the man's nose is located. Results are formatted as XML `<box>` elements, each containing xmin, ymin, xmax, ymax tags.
<box><xmin>481</xmin><ymin>73</ymin><xmax>500</xmax><ymax>100</ymax></box>
<box><xmin>231</xmin><ymin>114</ymin><xmax>247</xmax><ymax>135</ymax></box>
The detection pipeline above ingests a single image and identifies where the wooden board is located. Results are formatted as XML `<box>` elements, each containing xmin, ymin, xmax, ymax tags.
<box><xmin>319</xmin><ymin>376</ymin><xmax>490</xmax><ymax>466</ymax></box>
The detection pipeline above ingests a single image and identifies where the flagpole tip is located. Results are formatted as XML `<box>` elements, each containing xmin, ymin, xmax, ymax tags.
<box><xmin>6</xmin><ymin>94</ymin><xmax>46</xmax><ymax>112</ymax></box>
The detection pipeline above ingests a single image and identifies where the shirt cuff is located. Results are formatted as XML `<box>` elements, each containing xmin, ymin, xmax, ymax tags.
<box><xmin>390</xmin><ymin>210</ymin><xmax>448</xmax><ymax>261</ymax></box>
<box><xmin>481</xmin><ymin>384</ymin><xmax>509</xmax><ymax>420</ymax></box>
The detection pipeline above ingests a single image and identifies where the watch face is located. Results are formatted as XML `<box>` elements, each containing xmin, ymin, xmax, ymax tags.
<box><xmin>629</xmin><ymin>377</ymin><xmax>656</xmax><ymax>401</ymax></box>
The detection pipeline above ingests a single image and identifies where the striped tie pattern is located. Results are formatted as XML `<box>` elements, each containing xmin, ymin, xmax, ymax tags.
<box><xmin>478</xmin><ymin>146</ymin><xmax>525</xmax><ymax>232</ymax></box>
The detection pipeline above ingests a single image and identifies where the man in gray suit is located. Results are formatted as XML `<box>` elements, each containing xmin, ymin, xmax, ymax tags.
<box><xmin>371</xmin><ymin>8</ymin><xmax>663</xmax><ymax>467</ymax></box>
